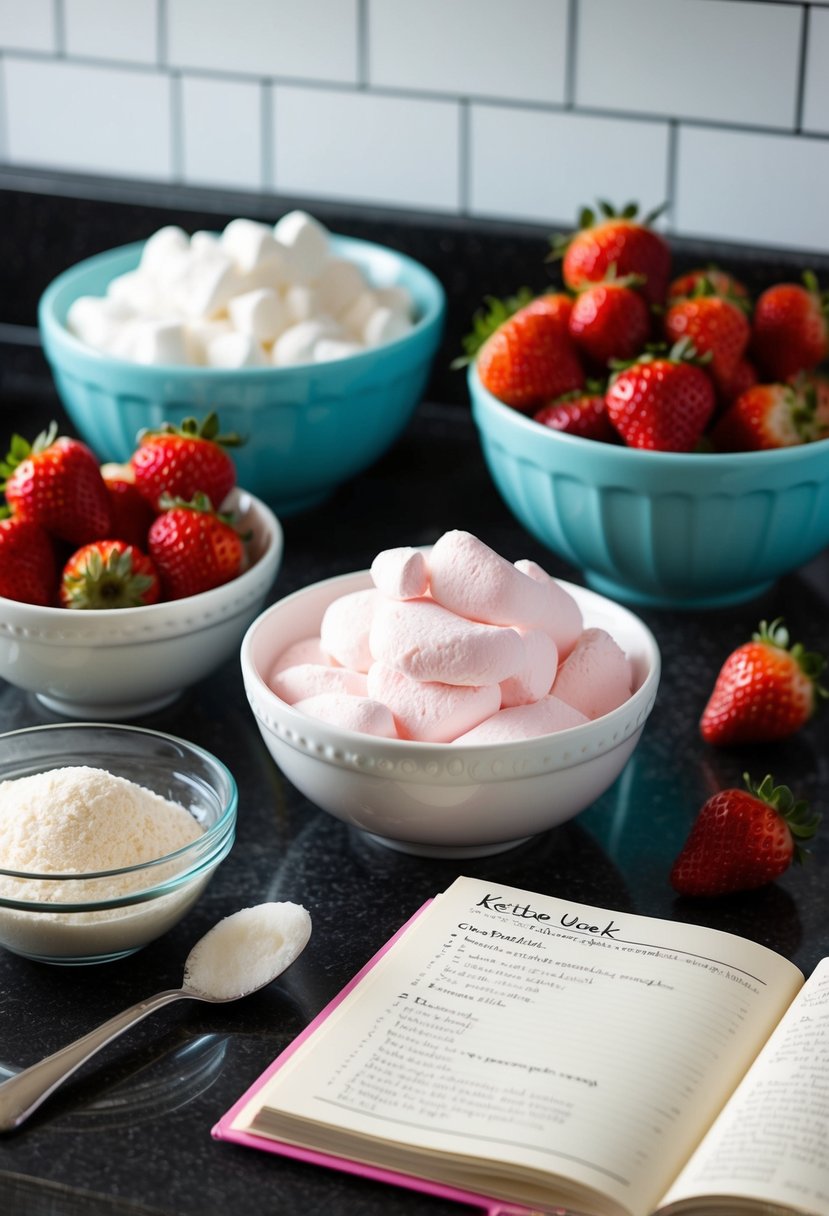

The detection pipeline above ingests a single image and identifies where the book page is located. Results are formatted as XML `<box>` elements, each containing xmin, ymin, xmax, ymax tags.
<box><xmin>232</xmin><ymin>876</ymin><xmax>802</xmax><ymax>1216</ymax></box>
<box><xmin>658</xmin><ymin>956</ymin><xmax>829</xmax><ymax>1216</ymax></box>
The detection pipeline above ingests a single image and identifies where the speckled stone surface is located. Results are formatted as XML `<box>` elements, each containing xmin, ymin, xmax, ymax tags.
<box><xmin>0</xmin><ymin>189</ymin><xmax>828</xmax><ymax>1214</ymax></box>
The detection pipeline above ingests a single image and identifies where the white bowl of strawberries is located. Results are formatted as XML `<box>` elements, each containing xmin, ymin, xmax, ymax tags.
<box><xmin>468</xmin><ymin>202</ymin><xmax>829</xmax><ymax>610</ymax></box>
<box><xmin>0</xmin><ymin>414</ymin><xmax>282</xmax><ymax>718</ymax></box>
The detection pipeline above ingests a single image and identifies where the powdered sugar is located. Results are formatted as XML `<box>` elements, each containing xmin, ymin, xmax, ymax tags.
<box><xmin>183</xmin><ymin>903</ymin><xmax>312</xmax><ymax>1000</ymax></box>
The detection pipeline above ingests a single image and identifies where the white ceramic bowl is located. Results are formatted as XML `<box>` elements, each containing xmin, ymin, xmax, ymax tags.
<box><xmin>0</xmin><ymin>489</ymin><xmax>283</xmax><ymax>720</ymax></box>
<box><xmin>0</xmin><ymin>723</ymin><xmax>237</xmax><ymax>965</ymax></box>
<box><xmin>240</xmin><ymin>569</ymin><xmax>661</xmax><ymax>858</ymax></box>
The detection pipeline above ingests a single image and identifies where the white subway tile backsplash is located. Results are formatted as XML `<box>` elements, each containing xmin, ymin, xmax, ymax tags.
<box><xmin>167</xmin><ymin>0</ymin><xmax>359</xmax><ymax>85</ymax></box>
<box><xmin>4</xmin><ymin>58</ymin><xmax>172</xmax><ymax>180</ymax></box>
<box><xmin>0</xmin><ymin>0</ymin><xmax>55</xmax><ymax>53</ymax></box>
<box><xmin>470</xmin><ymin>105</ymin><xmax>670</xmax><ymax>228</ymax></box>
<box><xmin>675</xmin><ymin>125</ymin><xmax>829</xmax><ymax>255</ymax></box>
<box><xmin>65</xmin><ymin>0</ymin><xmax>158</xmax><ymax>65</ymax></box>
<box><xmin>576</xmin><ymin>0</ymin><xmax>802</xmax><ymax>131</ymax></box>
<box><xmin>369</xmin><ymin>0</ymin><xmax>568</xmax><ymax>105</ymax></box>
<box><xmin>272</xmin><ymin>85</ymin><xmax>460</xmax><ymax>212</ymax></box>
<box><xmin>803</xmin><ymin>7</ymin><xmax>829</xmax><ymax>136</ymax></box>
<box><xmin>181</xmin><ymin>76</ymin><xmax>263</xmax><ymax>191</ymax></box>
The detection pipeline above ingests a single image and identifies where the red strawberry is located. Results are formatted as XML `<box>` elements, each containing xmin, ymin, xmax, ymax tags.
<box><xmin>130</xmin><ymin>412</ymin><xmax>241</xmax><ymax>511</ymax></box>
<box><xmin>568</xmin><ymin>274</ymin><xmax>652</xmax><ymax>366</ymax></box>
<box><xmin>534</xmin><ymin>388</ymin><xmax>616</xmax><ymax>442</ymax></box>
<box><xmin>148</xmin><ymin>493</ymin><xmax>245</xmax><ymax>600</ymax></box>
<box><xmin>552</xmin><ymin>201</ymin><xmax>672</xmax><ymax>307</ymax></box>
<box><xmin>60</xmin><ymin>539</ymin><xmax>161</xmax><ymax>609</ymax></box>
<box><xmin>1</xmin><ymin>424</ymin><xmax>111</xmax><ymax>546</ymax></box>
<box><xmin>670</xmin><ymin>774</ymin><xmax>819</xmax><ymax>897</ymax></box>
<box><xmin>667</xmin><ymin>266</ymin><xmax>749</xmax><ymax>306</ymax></box>
<box><xmin>101</xmin><ymin>462</ymin><xmax>156</xmax><ymax>549</ymax></box>
<box><xmin>716</xmin><ymin>356</ymin><xmax>758</xmax><ymax>410</ymax></box>
<box><xmin>751</xmin><ymin>272</ymin><xmax>829</xmax><ymax>381</ymax></box>
<box><xmin>711</xmin><ymin>381</ymin><xmax>816</xmax><ymax>451</ymax></box>
<box><xmin>796</xmin><ymin>371</ymin><xmax>829</xmax><ymax>439</ymax></box>
<box><xmin>0</xmin><ymin>515</ymin><xmax>56</xmax><ymax>606</ymax></box>
<box><xmin>663</xmin><ymin>283</ymin><xmax>750</xmax><ymax>392</ymax></box>
<box><xmin>605</xmin><ymin>340</ymin><xmax>716</xmax><ymax>451</ymax></box>
<box><xmin>700</xmin><ymin>619</ymin><xmax>826</xmax><ymax>746</ymax></box>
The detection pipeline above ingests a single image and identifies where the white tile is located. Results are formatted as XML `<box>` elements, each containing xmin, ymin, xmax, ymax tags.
<box><xmin>0</xmin><ymin>0</ymin><xmax>55</xmax><ymax>51</ymax></box>
<box><xmin>675</xmin><ymin>125</ymin><xmax>829</xmax><ymax>254</ymax></box>
<box><xmin>181</xmin><ymin>75</ymin><xmax>263</xmax><ymax>190</ymax></box>
<box><xmin>167</xmin><ymin>0</ymin><xmax>358</xmax><ymax>84</ymax></box>
<box><xmin>369</xmin><ymin>0</ymin><xmax>568</xmax><ymax>104</ymax></box>
<box><xmin>803</xmin><ymin>7</ymin><xmax>829</xmax><ymax>135</ymax></box>
<box><xmin>470</xmin><ymin>104</ymin><xmax>670</xmax><ymax>227</ymax></box>
<box><xmin>272</xmin><ymin>85</ymin><xmax>460</xmax><ymax>212</ymax></box>
<box><xmin>65</xmin><ymin>0</ymin><xmax>158</xmax><ymax>64</ymax></box>
<box><xmin>3</xmin><ymin>58</ymin><xmax>172</xmax><ymax>180</ymax></box>
<box><xmin>576</xmin><ymin>0</ymin><xmax>802</xmax><ymax>130</ymax></box>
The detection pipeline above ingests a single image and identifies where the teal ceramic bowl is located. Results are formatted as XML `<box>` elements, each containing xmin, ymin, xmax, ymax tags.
<box><xmin>38</xmin><ymin>235</ymin><xmax>445</xmax><ymax>516</ymax></box>
<box><xmin>469</xmin><ymin>365</ymin><xmax>829</xmax><ymax>610</ymax></box>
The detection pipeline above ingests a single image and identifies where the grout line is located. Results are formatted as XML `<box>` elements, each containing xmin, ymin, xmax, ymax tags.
<box><xmin>565</xmin><ymin>0</ymin><xmax>578</xmax><ymax>109</ymax></box>
<box><xmin>169</xmin><ymin>71</ymin><xmax>183</xmax><ymax>181</ymax></box>
<box><xmin>53</xmin><ymin>0</ymin><xmax>66</xmax><ymax>56</ymax></box>
<box><xmin>357</xmin><ymin>0</ymin><xmax>369</xmax><ymax>88</ymax></box>
<box><xmin>157</xmin><ymin>0</ymin><xmax>168</xmax><ymax>67</ymax></box>
<box><xmin>261</xmin><ymin>80</ymin><xmax>274</xmax><ymax>193</ymax></box>
<box><xmin>794</xmin><ymin>2</ymin><xmax>810</xmax><ymax>132</ymax></box>
<box><xmin>458</xmin><ymin>100</ymin><xmax>470</xmax><ymax>215</ymax></box>
<box><xmin>665</xmin><ymin>119</ymin><xmax>679</xmax><ymax>229</ymax></box>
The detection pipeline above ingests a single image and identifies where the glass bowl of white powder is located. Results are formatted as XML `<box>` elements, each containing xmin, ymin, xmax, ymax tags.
<box><xmin>0</xmin><ymin>722</ymin><xmax>237</xmax><ymax>965</ymax></box>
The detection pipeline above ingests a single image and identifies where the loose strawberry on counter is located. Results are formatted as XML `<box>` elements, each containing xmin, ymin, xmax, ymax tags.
<box><xmin>700</xmin><ymin>619</ymin><xmax>826</xmax><ymax>746</ymax></box>
<box><xmin>148</xmin><ymin>493</ymin><xmax>246</xmax><ymax>600</ymax></box>
<box><xmin>130</xmin><ymin>411</ymin><xmax>241</xmax><ymax>511</ymax></box>
<box><xmin>0</xmin><ymin>515</ymin><xmax>56</xmax><ymax>607</ymax></box>
<box><xmin>59</xmin><ymin>539</ymin><xmax>161</xmax><ymax>609</ymax></box>
<box><xmin>551</xmin><ymin>200</ymin><xmax>672</xmax><ymax>307</ymax></box>
<box><xmin>604</xmin><ymin>339</ymin><xmax>716</xmax><ymax>451</ymax></box>
<box><xmin>0</xmin><ymin>423</ymin><xmax>111</xmax><ymax>545</ymax></box>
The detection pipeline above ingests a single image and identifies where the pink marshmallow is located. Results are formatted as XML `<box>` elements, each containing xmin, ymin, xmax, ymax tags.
<box><xmin>451</xmin><ymin>695</ymin><xmax>589</xmax><ymax>745</ymax></box>
<box><xmin>514</xmin><ymin>559</ymin><xmax>583</xmax><ymax>658</ymax></box>
<box><xmin>269</xmin><ymin>635</ymin><xmax>336</xmax><ymax>674</ymax></box>
<box><xmin>369</xmin><ymin>596</ymin><xmax>525</xmax><ymax>686</ymax></box>
<box><xmin>552</xmin><ymin>627</ymin><xmax>632</xmax><ymax>720</ymax></box>
<box><xmin>367</xmin><ymin>662</ymin><xmax>501</xmax><ymax>743</ymax></box>
<box><xmin>293</xmin><ymin>693</ymin><xmax>398</xmax><ymax>739</ymax></box>
<box><xmin>370</xmin><ymin>546</ymin><xmax>429</xmax><ymax>600</ymax></box>
<box><xmin>268</xmin><ymin>663</ymin><xmax>368</xmax><ymax>704</ymax></box>
<box><xmin>428</xmin><ymin>530</ymin><xmax>553</xmax><ymax>629</ymax></box>
<box><xmin>499</xmin><ymin>628</ymin><xmax>558</xmax><ymax>708</ymax></box>
<box><xmin>319</xmin><ymin>588</ymin><xmax>379</xmax><ymax>672</ymax></box>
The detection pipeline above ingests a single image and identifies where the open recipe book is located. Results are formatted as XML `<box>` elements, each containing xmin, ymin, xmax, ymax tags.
<box><xmin>213</xmin><ymin>876</ymin><xmax>829</xmax><ymax>1216</ymax></box>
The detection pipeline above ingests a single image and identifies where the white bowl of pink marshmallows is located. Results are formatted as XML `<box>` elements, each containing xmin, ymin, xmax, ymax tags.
<box><xmin>240</xmin><ymin>531</ymin><xmax>661</xmax><ymax>857</ymax></box>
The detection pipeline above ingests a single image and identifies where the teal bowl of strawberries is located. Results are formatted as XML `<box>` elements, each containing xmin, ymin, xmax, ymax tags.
<box><xmin>468</xmin><ymin>203</ymin><xmax>829</xmax><ymax>610</ymax></box>
<box><xmin>0</xmin><ymin>417</ymin><xmax>283</xmax><ymax>719</ymax></box>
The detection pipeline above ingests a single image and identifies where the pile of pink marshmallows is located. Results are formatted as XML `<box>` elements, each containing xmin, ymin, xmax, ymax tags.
<box><xmin>267</xmin><ymin>530</ymin><xmax>634</xmax><ymax>744</ymax></box>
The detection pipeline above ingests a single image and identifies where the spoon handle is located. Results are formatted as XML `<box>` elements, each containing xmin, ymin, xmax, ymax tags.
<box><xmin>0</xmin><ymin>987</ymin><xmax>190</xmax><ymax>1132</ymax></box>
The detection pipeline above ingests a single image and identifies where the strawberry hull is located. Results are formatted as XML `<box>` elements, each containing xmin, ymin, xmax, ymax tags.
<box><xmin>470</xmin><ymin>365</ymin><xmax>829</xmax><ymax>610</ymax></box>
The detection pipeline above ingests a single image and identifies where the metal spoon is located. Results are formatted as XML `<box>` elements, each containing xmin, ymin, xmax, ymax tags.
<box><xmin>0</xmin><ymin>902</ymin><xmax>311</xmax><ymax>1133</ymax></box>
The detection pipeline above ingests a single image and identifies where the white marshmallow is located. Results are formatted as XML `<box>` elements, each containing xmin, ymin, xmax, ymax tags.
<box><xmin>340</xmin><ymin>290</ymin><xmax>378</xmax><ymax>337</ymax></box>
<box><xmin>370</xmin><ymin>547</ymin><xmax>429</xmax><ymax>600</ymax></box>
<box><xmin>319</xmin><ymin>588</ymin><xmax>379</xmax><ymax>673</ymax></box>
<box><xmin>369</xmin><ymin>596</ymin><xmax>525</xmax><ymax>687</ymax></box>
<box><xmin>363</xmin><ymin>306</ymin><xmax>413</xmax><ymax>347</ymax></box>
<box><xmin>221</xmin><ymin>218</ymin><xmax>285</xmax><ymax>277</ymax></box>
<box><xmin>451</xmin><ymin>696</ymin><xmax>589</xmax><ymax>745</ymax></box>
<box><xmin>375</xmin><ymin>284</ymin><xmax>414</xmax><ymax>318</ymax></box>
<box><xmin>367</xmin><ymin>663</ymin><xmax>501</xmax><ymax>744</ymax></box>
<box><xmin>315</xmin><ymin>258</ymin><xmax>367</xmax><ymax>317</ymax></box>
<box><xmin>499</xmin><ymin>628</ymin><xmax>558</xmax><ymax>709</ymax></box>
<box><xmin>272</xmin><ymin>318</ymin><xmax>341</xmax><ymax>366</ymax></box>
<box><xmin>139</xmin><ymin>225</ymin><xmax>190</xmax><ymax>277</ymax></box>
<box><xmin>514</xmin><ymin>560</ymin><xmax>584</xmax><ymax>658</ymax></box>
<box><xmin>185</xmin><ymin>318</ymin><xmax>232</xmax><ymax>364</ymax></box>
<box><xmin>294</xmin><ymin>693</ymin><xmax>397</xmax><ymax>739</ymax></box>
<box><xmin>429</xmin><ymin>531</ymin><xmax>554</xmax><ymax>630</ymax></box>
<box><xmin>131</xmin><ymin>319</ymin><xmax>190</xmax><ymax>366</ymax></box>
<box><xmin>273</xmin><ymin>210</ymin><xmax>330</xmax><ymax>284</ymax></box>
<box><xmin>552</xmin><ymin>628</ymin><xmax>632</xmax><ymax>721</ymax></box>
<box><xmin>205</xmin><ymin>331</ymin><xmax>265</xmax><ymax>368</ymax></box>
<box><xmin>67</xmin><ymin>295</ymin><xmax>135</xmax><ymax>349</ymax></box>
<box><xmin>106</xmin><ymin>270</ymin><xmax>159</xmax><ymax>317</ymax></box>
<box><xmin>173</xmin><ymin>251</ymin><xmax>241</xmax><ymax>319</ymax></box>
<box><xmin>313</xmin><ymin>338</ymin><xmax>365</xmax><ymax>362</ymax></box>
<box><xmin>228</xmin><ymin>287</ymin><xmax>287</xmax><ymax>343</ymax></box>
<box><xmin>283</xmin><ymin>284</ymin><xmax>324</xmax><ymax>325</ymax></box>
<box><xmin>268</xmin><ymin>663</ymin><xmax>368</xmax><ymax>704</ymax></box>
<box><xmin>190</xmin><ymin>230</ymin><xmax>222</xmax><ymax>259</ymax></box>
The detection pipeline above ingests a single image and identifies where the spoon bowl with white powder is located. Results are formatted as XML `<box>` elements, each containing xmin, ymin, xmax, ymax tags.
<box><xmin>0</xmin><ymin>723</ymin><xmax>237</xmax><ymax>964</ymax></box>
<box><xmin>0</xmin><ymin>902</ymin><xmax>312</xmax><ymax>1132</ymax></box>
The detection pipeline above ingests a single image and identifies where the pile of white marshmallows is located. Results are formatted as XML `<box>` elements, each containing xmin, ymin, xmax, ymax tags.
<box><xmin>66</xmin><ymin>210</ymin><xmax>415</xmax><ymax>369</ymax></box>
<box><xmin>267</xmin><ymin>530</ymin><xmax>634</xmax><ymax>744</ymax></box>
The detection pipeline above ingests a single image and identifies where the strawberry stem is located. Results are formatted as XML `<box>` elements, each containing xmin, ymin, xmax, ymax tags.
<box><xmin>743</xmin><ymin>772</ymin><xmax>821</xmax><ymax>861</ymax></box>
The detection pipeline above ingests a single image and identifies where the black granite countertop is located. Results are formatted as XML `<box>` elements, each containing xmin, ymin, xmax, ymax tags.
<box><xmin>0</xmin><ymin>186</ymin><xmax>828</xmax><ymax>1214</ymax></box>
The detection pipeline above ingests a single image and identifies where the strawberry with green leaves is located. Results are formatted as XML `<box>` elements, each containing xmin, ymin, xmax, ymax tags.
<box><xmin>663</xmin><ymin>278</ymin><xmax>750</xmax><ymax>394</ymax></box>
<box><xmin>0</xmin><ymin>514</ymin><xmax>56</xmax><ymax>606</ymax></box>
<box><xmin>700</xmin><ymin>619</ymin><xmax>826</xmax><ymax>746</ymax></box>
<box><xmin>551</xmin><ymin>200</ymin><xmax>672</xmax><ymax>307</ymax></box>
<box><xmin>1</xmin><ymin>423</ymin><xmax>111</xmax><ymax>546</ymax></box>
<box><xmin>148</xmin><ymin>493</ymin><xmax>245</xmax><ymax>600</ymax></box>
<box><xmin>567</xmin><ymin>273</ymin><xmax>652</xmax><ymax>367</ymax></box>
<box><xmin>670</xmin><ymin>774</ymin><xmax>819</xmax><ymax>897</ymax></box>
<box><xmin>60</xmin><ymin>539</ymin><xmax>161</xmax><ymax>609</ymax></box>
<box><xmin>667</xmin><ymin>266</ymin><xmax>749</xmax><ymax>307</ymax></box>
<box><xmin>751</xmin><ymin>271</ymin><xmax>829</xmax><ymax>381</ymax></box>
<box><xmin>712</xmin><ymin>380</ymin><xmax>817</xmax><ymax>451</ymax></box>
<box><xmin>605</xmin><ymin>339</ymin><xmax>716</xmax><ymax>451</ymax></box>
<box><xmin>534</xmin><ymin>387</ymin><xmax>616</xmax><ymax>442</ymax></box>
<box><xmin>130</xmin><ymin>412</ymin><xmax>241</xmax><ymax>511</ymax></box>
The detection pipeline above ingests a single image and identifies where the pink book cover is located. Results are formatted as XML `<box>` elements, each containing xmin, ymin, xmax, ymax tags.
<box><xmin>211</xmin><ymin>900</ymin><xmax>559</xmax><ymax>1216</ymax></box>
